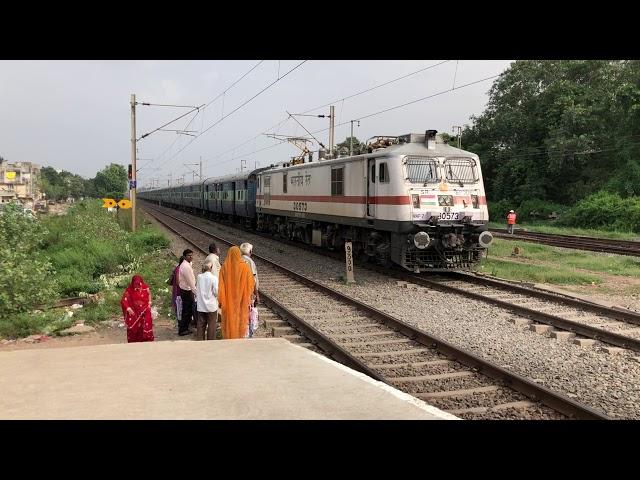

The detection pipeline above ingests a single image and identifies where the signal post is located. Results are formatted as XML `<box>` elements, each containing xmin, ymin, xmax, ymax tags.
<box><xmin>130</xmin><ymin>94</ymin><xmax>137</xmax><ymax>232</ymax></box>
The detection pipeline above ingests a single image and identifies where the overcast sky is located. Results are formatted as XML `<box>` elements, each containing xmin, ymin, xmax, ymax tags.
<box><xmin>0</xmin><ymin>60</ymin><xmax>512</xmax><ymax>185</ymax></box>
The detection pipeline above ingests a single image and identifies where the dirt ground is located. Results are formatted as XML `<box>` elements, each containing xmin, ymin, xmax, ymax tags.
<box><xmin>0</xmin><ymin>318</ymin><xmax>183</xmax><ymax>352</ymax></box>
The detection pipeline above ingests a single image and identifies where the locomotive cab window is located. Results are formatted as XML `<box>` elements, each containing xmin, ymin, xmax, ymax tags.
<box><xmin>370</xmin><ymin>164</ymin><xmax>375</xmax><ymax>183</ymax></box>
<box><xmin>379</xmin><ymin>162</ymin><xmax>390</xmax><ymax>183</ymax></box>
<box><xmin>405</xmin><ymin>156</ymin><xmax>439</xmax><ymax>184</ymax></box>
<box><xmin>444</xmin><ymin>157</ymin><xmax>478</xmax><ymax>184</ymax></box>
<box><xmin>283</xmin><ymin>172</ymin><xmax>287</xmax><ymax>193</ymax></box>
<box><xmin>331</xmin><ymin>166</ymin><xmax>344</xmax><ymax>196</ymax></box>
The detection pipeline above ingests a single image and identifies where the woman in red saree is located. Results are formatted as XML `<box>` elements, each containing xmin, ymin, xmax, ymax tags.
<box><xmin>120</xmin><ymin>275</ymin><xmax>154</xmax><ymax>343</ymax></box>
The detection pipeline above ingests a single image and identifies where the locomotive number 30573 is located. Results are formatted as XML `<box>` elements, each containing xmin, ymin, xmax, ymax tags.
<box><xmin>293</xmin><ymin>201</ymin><xmax>308</xmax><ymax>211</ymax></box>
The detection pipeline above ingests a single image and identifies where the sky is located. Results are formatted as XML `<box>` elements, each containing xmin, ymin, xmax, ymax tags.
<box><xmin>0</xmin><ymin>60</ymin><xmax>512</xmax><ymax>186</ymax></box>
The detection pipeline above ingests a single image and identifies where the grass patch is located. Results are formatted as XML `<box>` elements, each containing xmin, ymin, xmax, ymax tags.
<box><xmin>0</xmin><ymin>310</ymin><xmax>61</xmax><ymax>339</ymax></box>
<box><xmin>483</xmin><ymin>239</ymin><xmax>640</xmax><ymax>278</ymax></box>
<box><xmin>41</xmin><ymin>201</ymin><xmax>169</xmax><ymax>296</ymax></box>
<box><xmin>487</xmin><ymin>221</ymin><xmax>639</xmax><ymax>240</ymax></box>
<box><xmin>475</xmin><ymin>257</ymin><xmax>602</xmax><ymax>285</ymax></box>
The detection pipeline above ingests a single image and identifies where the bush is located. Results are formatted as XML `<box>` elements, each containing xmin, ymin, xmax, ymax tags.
<box><xmin>130</xmin><ymin>231</ymin><xmax>170</xmax><ymax>251</ymax></box>
<box><xmin>488</xmin><ymin>198</ymin><xmax>512</xmax><ymax>223</ymax></box>
<box><xmin>0</xmin><ymin>204</ymin><xmax>58</xmax><ymax>318</ymax></box>
<box><xmin>559</xmin><ymin>191</ymin><xmax>640</xmax><ymax>232</ymax></box>
<box><xmin>517</xmin><ymin>199</ymin><xmax>566</xmax><ymax>222</ymax></box>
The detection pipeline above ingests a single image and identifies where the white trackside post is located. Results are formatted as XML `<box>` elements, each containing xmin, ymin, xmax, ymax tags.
<box><xmin>345</xmin><ymin>241</ymin><xmax>356</xmax><ymax>284</ymax></box>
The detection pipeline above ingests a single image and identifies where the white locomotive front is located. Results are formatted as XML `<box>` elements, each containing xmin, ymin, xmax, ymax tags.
<box><xmin>256</xmin><ymin>129</ymin><xmax>493</xmax><ymax>272</ymax></box>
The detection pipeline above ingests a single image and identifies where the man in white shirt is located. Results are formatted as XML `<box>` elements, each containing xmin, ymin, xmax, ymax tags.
<box><xmin>203</xmin><ymin>242</ymin><xmax>221</xmax><ymax>277</ymax></box>
<box><xmin>178</xmin><ymin>249</ymin><xmax>197</xmax><ymax>336</ymax></box>
<box><xmin>240</xmin><ymin>242</ymin><xmax>259</xmax><ymax>306</ymax></box>
<box><xmin>196</xmin><ymin>259</ymin><xmax>219</xmax><ymax>340</ymax></box>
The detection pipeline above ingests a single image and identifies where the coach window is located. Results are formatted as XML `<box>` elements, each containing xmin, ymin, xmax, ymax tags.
<box><xmin>283</xmin><ymin>172</ymin><xmax>287</xmax><ymax>193</ymax></box>
<box><xmin>379</xmin><ymin>162</ymin><xmax>390</xmax><ymax>183</ymax></box>
<box><xmin>331</xmin><ymin>166</ymin><xmax>344</xmax><ymax>196</ymax></box>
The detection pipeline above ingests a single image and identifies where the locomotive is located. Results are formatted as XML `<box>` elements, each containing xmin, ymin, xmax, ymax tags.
<box><xmin>139</xmin><ymin>130</ymin><xmax>493</xmax><ymax>272</ymax></box>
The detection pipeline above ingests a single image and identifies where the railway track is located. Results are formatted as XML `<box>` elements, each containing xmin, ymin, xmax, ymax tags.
<box><xmin>393</xmin><ymin>271</ymin><xmax>640</xmax><ymax>354</ymax></box>
<box><xmin>143</xmin><ymin>201</ymin><xmax>640</xmax><ymax>356</ymax></box>
<box><xmin>490</xmin><ymin>228</ymin><xmax>640</xmax><ymax>257</ymax></box>
<box><xmin>142</xmin><ymin>203</ymin><xmax>609</xmax><ymax>420</ymax></box>
<box><xmin>39</xmin><ymin>296</ymin><xmax>93</xmax><ymax>310</ymax></box>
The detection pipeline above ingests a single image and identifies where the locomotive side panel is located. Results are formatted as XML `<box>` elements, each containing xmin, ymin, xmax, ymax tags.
<box><xmin>257</xmin><ymin>158</ymin><xmax>367</xmax><ymax>220</ymax></box>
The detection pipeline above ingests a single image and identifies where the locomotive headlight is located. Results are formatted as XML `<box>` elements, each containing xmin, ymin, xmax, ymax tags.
<box><xmin>438</xmin><ymin>195</ymin><xmax>453</xmax><ymax>206</ymax></box>
<box><xmin>478</xmin><ymin>231</ymin><xmax>493</xmax><ymax>248</ymax></box>
<box><xmin>413</xmin><ymin>231</ymin><xmax>430</xmax><ymax>249</ymax></box>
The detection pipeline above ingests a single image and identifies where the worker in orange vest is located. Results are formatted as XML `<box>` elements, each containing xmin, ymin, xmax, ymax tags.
<box><xmin>507</xmin><ymin>210</ymin><xmax>517</xmax><ymax>234</ymax></box>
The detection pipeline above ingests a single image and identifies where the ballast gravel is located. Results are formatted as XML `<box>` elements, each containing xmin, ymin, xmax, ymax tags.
<box><xmin>145</xmin><ymin>206</ymin><xmax>640</xmax><ymax>419</ymax></box>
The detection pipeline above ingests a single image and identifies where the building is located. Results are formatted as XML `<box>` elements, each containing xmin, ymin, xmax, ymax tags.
<box><xmin>0</xmin><ymin>158</ymin><xmax>41</xmax><ymax>206</ymax></box>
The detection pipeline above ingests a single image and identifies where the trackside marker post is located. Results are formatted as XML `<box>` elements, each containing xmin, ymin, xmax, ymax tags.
<box><xmin>345</xmin><ymin>241</ymin><xmax>356</xmax><ymax>284</ymax></box>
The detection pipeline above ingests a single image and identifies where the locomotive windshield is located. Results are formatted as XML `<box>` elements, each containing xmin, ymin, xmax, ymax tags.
<box><xmin>405</xmin><ymin>156</ymin><xmax>438</xmax><ymax>185</ymax></box>
<box><xmin>444</xmin><ymin>157</ymin><xmax>478</xmax><ymax>184</ymax></box>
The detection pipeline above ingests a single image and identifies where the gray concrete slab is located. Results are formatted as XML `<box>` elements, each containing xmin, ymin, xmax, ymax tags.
<box><xmin>0</xmin><ymin>338</ymin><xmax>456</xmax><ymax>420</ymax></box>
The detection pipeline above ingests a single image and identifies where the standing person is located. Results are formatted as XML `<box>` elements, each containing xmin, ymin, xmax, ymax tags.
<box><xmin>507</xmin><ymin>209</ymin><xmax>517</xmax><ymax>234</ymax></box>
<box><xmin>240</xmin><ymin>242</ymin><xmax>260</xmax><ymax>337</ymax></box>
<box><xmin>240</xmin><ymin>243</ymin><xmax>260</xmax><ymax>305</ymax></box>
<box><xmin>196</xmin><ymin>259</ymin><xmax>219</xmax><ymax>340</ymax></box>
<box><xmin>218</xmin><ymin>246</ymin><xmax>255</xmax><ymax>339</ymax></box>
<box><xmin>203</xmin><ymin>242</ymin><xmax>221</xmax><ymax>278</ymax></box>
<box><xmin>120</xmin><ymin>275</ymin><xmax>154</xmax><ymax>343</ymax></box>
<box><xmin>178</xmin><ymin>249</ymin><xmax>197</xmax><ymax>336</ymax></box>
<box><xmin>169</xmin><ymin>255</ymin><xmax>183</xmax><ymax>329</ymax></box>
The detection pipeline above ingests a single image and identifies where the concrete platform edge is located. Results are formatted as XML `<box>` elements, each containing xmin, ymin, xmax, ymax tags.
<box><xmin>297</xmin><ymin>344</ymin><xmax>459</xmax><ymax>420</ymax></box>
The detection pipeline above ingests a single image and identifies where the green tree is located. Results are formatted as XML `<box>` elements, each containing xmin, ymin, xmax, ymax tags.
<box><xmin>39</xmin><ymin>166</ymin><xmax>90</xmax><ymax>200</ymax></box>
<box><xmin>39</xmin><ymin>166</ymin><xmax>68</xmax><ymax>201</ymax></box>
<box><xmin>93</xmin><ymin>163</ymin><xmax>128</xmax><ymax>199</ymax></box>
<box><xmin>463</xmin><ymin>60</ymin><xmax>640</xmax><ymax>206</ymax></box>
<box><xmin>336</xmin><ymin>136</ymin><xmax>367</xmax><ymax>156</ymax></box>
<box><xmin>440</xmin><ymin>132</ymin><xmax>460</xmax><ymax>147</ymax></box>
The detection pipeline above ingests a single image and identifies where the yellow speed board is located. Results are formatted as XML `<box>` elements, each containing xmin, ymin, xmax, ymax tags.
<box><xmin>118</xmin><ymin>199</ymin><xmax>132</xmax><ymax>209</ymax></box>
<box><xmin>102</xmin><ymin>198</ymin><xmax>116</xmax><ymax>208</ymax></box>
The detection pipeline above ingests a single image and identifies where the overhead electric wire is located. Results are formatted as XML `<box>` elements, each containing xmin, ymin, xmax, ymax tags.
<box><xmin>299</xmin><ymin>60</ymin><xmax>452</xmax><ymax>115</ymax></box>
<box><xmin>484</xmin><ymin>133</ymin><xmax>640</xmax><ymax>162</ymax></box>
<box><xmin>200</xmin><ymin>60</ymin><xmax>452</xmax><ymax>170</ymax></box>
<box><xmin>156</xmin><ymin>60</ymin><xmax>308</xmax><ymax>170</ymax></box>
<box><xmin>203</xmin><ymin>60</ymin><xmax>264</xmax><ymax>110</ymax></box>
<box><xmin>144</xmin><ymin>60</ymin><xmax>268</xmax><ymax>173</ymax></box>
<box><xmin>202</xmin><ymin>72</ymin><xmax>502</xmax><ymax>172</ymax></box>
<box><xmin>306</xmin><ymin>73</ymin><xmax>502</xmax><ymax>137</ymax></box>
<box><xmin>137</xmin><ymin>104</ymin><xmax>204</xmax><ymax>141</ymax></box>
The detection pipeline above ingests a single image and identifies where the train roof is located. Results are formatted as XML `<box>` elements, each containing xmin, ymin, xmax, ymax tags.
<box><xmin>258</xmin><ymin>133</ymin><xmax>479</xmax><ymax>174</ymax></box>
<box><xmin>141</xmin><ymin>134</ymin><xmax>477</xmax><ymax>191</ymax></box>
<box><xmin>203</xmin><ymin>166</ymin><xmax>271</xmax><ymax>185</ymax></box>
<box><xmin>386</xmin><ymin>137</ymin><xmax>479</xmax><ymax>158</ymax></box>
